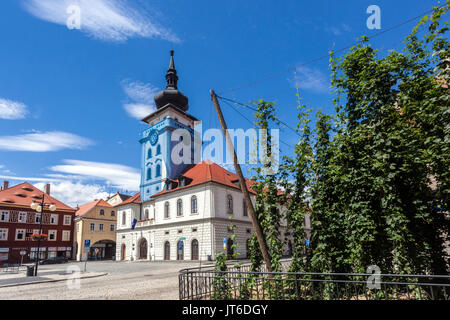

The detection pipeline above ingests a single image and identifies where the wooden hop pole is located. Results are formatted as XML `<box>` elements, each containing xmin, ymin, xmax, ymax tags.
<box><xmin>210</xmin><ymin>89</ymin><xmax>273</xmax><ymax>273</ymax></box>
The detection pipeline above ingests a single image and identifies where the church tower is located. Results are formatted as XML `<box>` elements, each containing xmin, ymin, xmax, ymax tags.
<box><xmin>139</xmin><ymin>51</ymin><xmax>199</xmax><ymax>202</ymax></box>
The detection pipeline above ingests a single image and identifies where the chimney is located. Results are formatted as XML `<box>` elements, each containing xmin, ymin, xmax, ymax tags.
<box><xmin>1</xmin><ymin>181</ymin><xmax>8</xmax><ymax>191</ymax></box>
<box><xmin>44</xmin><ymin>183</ymin><xmax>50</xmax><ymax>195</ymax></box>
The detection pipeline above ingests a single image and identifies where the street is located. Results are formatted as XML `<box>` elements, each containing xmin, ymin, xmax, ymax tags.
<box><xmin>0</xmin><ymin>260</ymin><xmax>210</xmax><ymax>300</ymax></box>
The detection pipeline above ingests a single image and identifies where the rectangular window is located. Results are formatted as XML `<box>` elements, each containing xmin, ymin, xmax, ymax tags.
<box><xmin>48</xmin><ymin>230</ymin><xmax>57</xmax><ymax>241</ymax></box>
<box><xmin>110</xmin><ymin>224</ymin><xmax>115</xmax><ymax>232</ymax></box>
<box><xmin>90</xmin><ymin>223</ymin><xmax>95</xmax><ymax>231</ymax></box>
<box><xmin>99</xmin><ymin>224</ymin><xmax>104</xmax><ymax>231</ymax></box>
<box><xmin>0</xmin><ymin>211</ymin><xmax>9</xmax><ymax>222</ymax></box>
<box><xmin>16</xmin><ymin>229</ymin><xmax>25</xmax><ymax>241</ymax></box>
<box><xmin>18</xmin><ymin>212</ymin><xmax>27</xmax><ymax>223</ymax></box>
<box><xmin>50</xmin><ymin>214</ymin><xmax>58</xmax><ymax>225</ymax></box>
<box><xmin>63</xmin><ymin>215</ymin><xmax>71</xmax><ymax>225</ymax></box>
<box><xmin>0</xmin><ymin>229</ymin><xmax>8</xmax><ymax>240</ymax></box>
<box><xmin>30</xmin><ymin>251</ymin><xmax>45</xmax><ymax>260</ymax></box>
<box><xmin>62</xmin><ymin>231</ymin><xmax>70</xmax><ymax>241</ymax></box>
<box><xmin>0</xmin><ymin>253</ymin><xmax>8</xmax><ymax>261</ymax></box>
<box><xmin>35</xmin><ymin>213</ymin><xmax>41</xmax><ymax>223</ymax></box>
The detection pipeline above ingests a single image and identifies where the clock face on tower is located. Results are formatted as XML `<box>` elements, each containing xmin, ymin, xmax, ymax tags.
<box><xmin>149</xmin><ymin>129</ymin><xmax>159</xmax><ymax>146</ymax></box>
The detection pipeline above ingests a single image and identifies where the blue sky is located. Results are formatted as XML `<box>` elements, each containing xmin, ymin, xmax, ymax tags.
<box><xmin>0</xmin><ymin>0</ymin><xmax>441</xmax><ymax>206</ymax></box>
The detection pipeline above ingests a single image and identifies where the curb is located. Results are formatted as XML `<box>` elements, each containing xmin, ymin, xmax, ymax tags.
<box><xmin>0</xmin><ymin>272</ymin><xmax>108</xmax><ymax>288</ymax></box>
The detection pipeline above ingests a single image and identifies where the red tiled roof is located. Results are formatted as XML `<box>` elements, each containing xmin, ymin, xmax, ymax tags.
<box><xmin>151</xmin><ymin>160</ymin><xmax>257</xmax><ymax>197</ymax></box>
<box><xmin>118</xmin><ymin>192</ymin><xmax>141</xmax><ymax>206</ymax></box>
<box><xmin>0</xmin><ymin>182</ymin><xmax>75</xmax><ymax>211</ymax></box>
<box><xmin>75</xmin><ymin>198</ymin><xmax>112</xmax><ymax>217</ymax></box>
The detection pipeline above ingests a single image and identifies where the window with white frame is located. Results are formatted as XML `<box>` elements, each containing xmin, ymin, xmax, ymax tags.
<box><xmin>177</xmin><ymin>199</ymin><xmax>183</xmax><ymax>216</ymax></box>
<box><xmin>62</xmin><ymin>230</ymin><xmax>70</xmax><ymax>241</ymax></box>
<box><xmin>191</xmin><ymin>196</ymin><xmax>198</xmax><ymax>214</ymax></box>
<box><xmin>50</xmin><ymin>214</ymin><xmax>58</xmax><ymax>224</ymax></box>
<box><xmin>0</xmin><ymin>211</ymin><xmax>9</xmax><ymax>222</ymax></box>
<box><xmin>122</xmin><ymin>212</ymin><xmax>126</xmax><ymax>225</ymax></box>
<box><xmin>63</xmin><ymin>215</ymin><xmax>71</xmax><ymax>225</ymax></box>
<box><xmin>18</xmin><ymin>212</ymin><xmax>27</xmax><ymax>223</ymax></box>
<box><xmin>99</xmin><ymin>223</ymin><xmax>104</xmax><ymax>231</ymax></box>
<box><xmin>48</xmin><ymin>230</ymin><xmax>57</xmax><ymax>241</ymax></box>
<box><xmin>90</xmin><ymin>223</ymin><xmax>95</xmax><ymax>231</ymax></box>
<box><xmin>164</xmin><ymin>202</ymin><xmax>170</xmax><ymax>218</ymax></box>
<box><xmin>35</xmin><ymin>213</ymin><xmax>41</xmax><ymax>223</ymax></box>
<box><xmin>0</xmin><ymin>229</ymin><xmax>8</xmax><ymax>240</ymax></box>
<box><xmin>15</xmin><ymin>229</ymin><xmax>25</xmax><ymax>241</ymax></box>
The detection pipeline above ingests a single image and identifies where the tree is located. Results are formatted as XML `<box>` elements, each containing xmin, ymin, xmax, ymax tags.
<box><xmin>307</xmin><ymin>1</ymin><xmax>449</xmax><ymax>274</ymax></box>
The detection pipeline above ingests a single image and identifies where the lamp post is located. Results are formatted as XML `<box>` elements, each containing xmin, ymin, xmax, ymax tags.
<box><xmin>30</xmin><ymin>194</ymin><xmax>56</xmax><ymax>276</ymax></box>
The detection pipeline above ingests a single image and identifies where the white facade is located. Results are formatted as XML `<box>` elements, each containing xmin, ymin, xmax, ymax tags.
<box><xmin>115</xmin><ymin>182</ymin><xmax>294</xmax><ymax>261</ymax></box>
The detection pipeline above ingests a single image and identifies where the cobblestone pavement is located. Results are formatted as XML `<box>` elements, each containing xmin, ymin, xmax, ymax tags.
<box><xmin>0</xmin><ymin>260</ymin><xmax>210</xmax><ymax>300</ymax></box>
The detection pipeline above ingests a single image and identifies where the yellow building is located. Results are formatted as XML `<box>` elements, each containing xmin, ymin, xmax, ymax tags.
<box><xmin>74</xmin><ymin>199</ymin><xmax>117</xmax><ymax>261</ymax></box>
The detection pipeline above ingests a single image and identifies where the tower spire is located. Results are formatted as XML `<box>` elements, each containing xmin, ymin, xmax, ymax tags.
<box><xmin>166</xmin><ymin>50</ymin><xmax>178</xmax><ymax>89</ymax></box>
<box><xmin>154</xmin><ymin>50</ymin><xmax>189</xmax><ymax>111</ymax></box>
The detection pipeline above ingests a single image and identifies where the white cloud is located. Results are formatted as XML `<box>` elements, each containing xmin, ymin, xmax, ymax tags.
<box><xmin>50</xmin><ymin>159</ymin><xmax>140</xmax><ymax>191</ymax></box>
<box><xmin>34</xmin><ymin>181</ymin><xmax>109</xmax><ymax>208</ymax></box>
<box><xmin>0</xmin><ymin>175</ymin><xmax>61</xmax><ymax>182</ymax></box>
<box><xmin>0</xmin><ymin>131</ymin><xmax>93</xmax><ymax>152</ymax></box>
<box><xmin>121</xmin><ymin>80</ymin><xmax>158</xmax><ymax>119</ymax></box>
<box><xmin>0</xmin><ymin>98</ymin><xmax>28</xmax><ymax>120</ymax></box>
<box><xmin>1</xmin><ymin>159</ymin><xmax>139</xmax><ymax>206</ymax></box>
<box><xmin>123</xmin><ymin>103</ymin><xmax>156</xmax><ymax>120</ymax></box>
<box><xmin>292</xmin><ymin>66</ymin><xmax>330</xmax><ymax>93</ymax></box>
<box><xmin>22</xmin><ymin>0</ymin><xmax>179</xmax><ymax>43</ymax></box>
<box><xmin>323</xmin><ymin>23</ymin><xmax>351</xmax><ymax>36</ymax></box>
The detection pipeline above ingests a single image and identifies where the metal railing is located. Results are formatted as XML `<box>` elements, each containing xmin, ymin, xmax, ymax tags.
<box><xmin>179</xmin><ymin>267</ymin><xmax>450</xmax><ymax>300</ymax></box>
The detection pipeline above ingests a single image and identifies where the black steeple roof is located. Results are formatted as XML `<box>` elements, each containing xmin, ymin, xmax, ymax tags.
<box><xmin>154</xmin><ymin>50</ymin><xmax>189</xmax><ymax>111</ymax></box>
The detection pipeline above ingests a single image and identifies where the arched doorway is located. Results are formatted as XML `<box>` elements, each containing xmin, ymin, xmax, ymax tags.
<box><xmin>164</xmin><ymin>241</ymin><xmax>170</xmax><ymax>260</ymax></box>
<box><xmin>191</xmin><ymin>239</ymin><xmax>199</xmax><ymax>260</ymax></box>
<box><xmin>89</xmin><ymin>240</ymin><xmax>116</xmax><ymax>260</ymax></box>
<box><xmin>138</xmin><ymin>238</ymin><xmax>148</xmax><ymax>260</ymax></box>
<box><xmin>227</xmin><ymin>238</ymin><xmax>234</xmax><ymax>259</ymax></box>
<box><xmin>177</xmin><ymin>240</ymin><xmax>184</xmax><ymax>260</ymax></box>
<box><xmin>121</xmin><ymin>244</ymin><xmax>126</xmax><ymax>260</ymax></box>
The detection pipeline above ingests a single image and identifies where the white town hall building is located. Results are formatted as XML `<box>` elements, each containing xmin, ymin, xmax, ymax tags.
<box><xmin>115</xmin><ymin>51</ymin><xmax>295</xmax><ymax>261</ymax></box>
